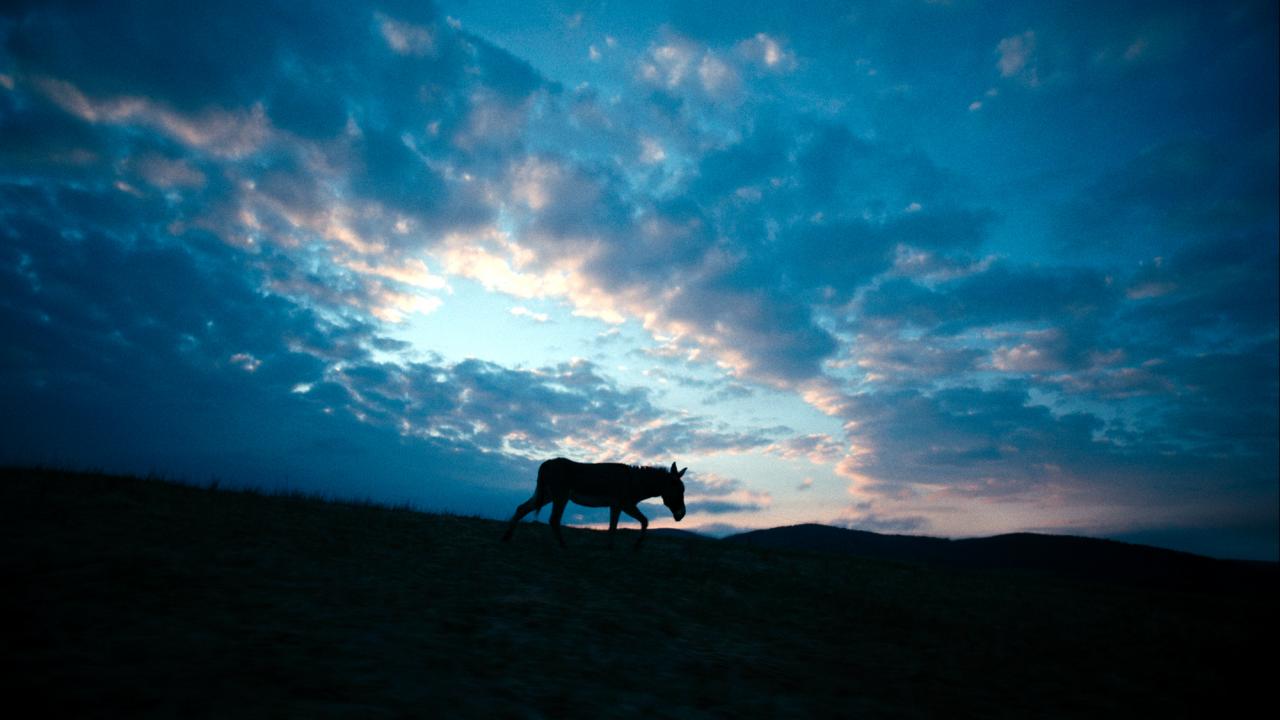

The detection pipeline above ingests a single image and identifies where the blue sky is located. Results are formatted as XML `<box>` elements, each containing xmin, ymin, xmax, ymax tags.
<box><xmin>1</xmin><ymin>0</ymin><xmax>1276</xmax><ymax>560</ymax></box>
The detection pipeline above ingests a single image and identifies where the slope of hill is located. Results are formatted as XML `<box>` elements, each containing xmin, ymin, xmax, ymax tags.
<box><xmin>3</xmin><ymin>468</ymin><xmax>1275</xmax><ymax>718</ymax></box>
<box><xmin>726</xmin><ymin>523</ymin><xmax>1276</xmax><ymax>591</ymax></box>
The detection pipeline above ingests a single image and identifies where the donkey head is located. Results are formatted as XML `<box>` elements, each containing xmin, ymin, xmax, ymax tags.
<box><xmin>662</xmin><ymin>461</ymin><xmax>688</xmax><ymax>521</ymax></box>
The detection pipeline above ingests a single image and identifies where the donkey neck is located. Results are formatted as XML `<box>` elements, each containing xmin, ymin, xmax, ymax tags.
<box><xmin>627</xmin><ymin>466</ymin><xmax>670</xmax><ymax>500</ymax></box>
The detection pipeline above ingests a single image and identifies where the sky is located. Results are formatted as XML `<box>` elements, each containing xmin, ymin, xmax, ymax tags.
<box><xmin>1</xmin><ymin>0</ymin><xmax>1276</xmax><ymax>560</ymax></box>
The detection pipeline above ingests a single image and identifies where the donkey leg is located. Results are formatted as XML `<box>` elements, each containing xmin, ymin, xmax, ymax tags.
<box><xmin>501</xmin><ymin>496</ymin><xmax>541</xmax><ymax>542</ymax></box>
<box><xmin>548</xmin><ymin>499</ymin><xmax>568</xmax><ymax>548</ymax></box>
<box><xmin>623</xmin><ymin>505</ymin><xmax>648</xmax><ymax>550</ymax></box>
<box><xmin>608</xmin><ymin>506</ymin><xmax>621</xmax><ymax>549</ymax></box>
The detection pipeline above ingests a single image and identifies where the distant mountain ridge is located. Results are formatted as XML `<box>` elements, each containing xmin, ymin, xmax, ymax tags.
<box><xmin>724</xmin><ymin>523</ymin><xmax>1277</xmax><ymax>591</ymax></box>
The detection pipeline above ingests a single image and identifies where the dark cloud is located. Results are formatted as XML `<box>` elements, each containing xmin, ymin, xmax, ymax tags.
<box><xmin>835</xmin><ymin>512</ymin><xmax>928</xmax><ymax>535</ymax></box>
<box><xmin>625</xmin><ymin>417</ymin><xmax>780</xmax><ymax>459</ymax></box>
<box><xmin>664</xmin><ymin>279</ymin><xmax>838</xmax><ymax>382</ymax></box>
<box><xmin>843</xmin><ymin>334</ymin><xmax>985</xmax><ymax>386</ymax></box>
<box><xmin>1056</xmin><ymin>135</ymin><xmax>1278</xmax><ymax>257</ymax></box>
<box><xmin>0</xmin><ymin>84</ymin><xmax>108</xmax><ymax>179</ymax></box>
<box><xmin>1119</xmin><ymin>231</ymin><xmax>1279</xmax><ymax>351</ymax></box>
<box><xmin>682</xmin><ymin>522</ymin><xmax>753</xmax><ymax>538</ymax></box>
<box><xmin>441</xmin><ymin>358</ymin><xmax>657</xmax><ymax>452</ymax></box>
<box><xmin>842</xmin><ymin>384</ymin><xmax>1100</xmax><ymax>492</ymax></box>
<box><xmin>4</xmin><ymin>0</ymin><xmax>550</xmax><ymax>241</ymax></box>
<box><xmin>1149</xmin><ymin>341</ymin><xmax>1279</xmax><ymax>455</ymax></box>
<box><xmin>0</xmin><ymin>169</ymin><xmax>781</xmax><ymax>516</ymax></box>
<box><xmin>8</xmin><ymin>2</ymin><xmax>291</xmax><ymax>111</ymax></box>
<box><xmin>703</xmin><ymin>381</ymin><xmax>754</xmax><ymax>404</ymax></box>
<box><xmin>682</xmin><ymin>472</ymin><xmax>772</xmax><ymax>515</ymax></box>
<box><xmin>857</xmin><ymin>262</ymin><xmax>1118</xmax><ymax>335</ymax></box>
<box><xmin>351</xmin><ymin>126</ymin><xmax>449</xmax><ymax>217</ymax></box>
<box><xmin>834</xmin><ymin>378</ymin><xmax>1276</xmax><ymax>540</ymax></box>
<box><xmin>0</xmin><ymin>181</ymin><xmax>535</xmax><ymax>513</ymax></box>
<box><xmin>686</xmin><ymin>499</ymin><xmax>767</xmax><ymax>515</ymax></box>
<box><xmin>488</xmin><ymin>106</ymin><xmax>996</xmax><ymax>383</ymax></box>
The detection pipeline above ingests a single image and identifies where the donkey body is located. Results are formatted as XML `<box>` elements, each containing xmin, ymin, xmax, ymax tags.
<box><xmin>501</xmin><ymin>457</ymin><xmax>687</xmax><ymax>549</ymax></box>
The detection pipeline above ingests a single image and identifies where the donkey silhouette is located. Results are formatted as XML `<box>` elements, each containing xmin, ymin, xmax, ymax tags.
<box><xmin>501</xmin><ymin>457</ymin><xmax>687</xmax><ymax>549</ymax></box>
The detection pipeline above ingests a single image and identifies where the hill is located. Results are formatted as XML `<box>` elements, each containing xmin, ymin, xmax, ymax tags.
<box><xmin>726</xmin><ymin>523</ymin><xmax>1277</xmax><ymax>591</ymax></box>
<box><xmin>3</xmin><ymin>467</ymin><xmax>1275</xmax><ymax>718</ymax></box>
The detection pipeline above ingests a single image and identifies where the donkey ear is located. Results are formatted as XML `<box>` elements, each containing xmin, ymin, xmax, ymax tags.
<box><xmin>670</xmin><ymin>461</ymin><xmax>678</xmax><ymax>474</ymax></box>
<box><xmin>677</xmin><ymin>466</ymin><xmax>687</xmax><ymax>478</ymax></box>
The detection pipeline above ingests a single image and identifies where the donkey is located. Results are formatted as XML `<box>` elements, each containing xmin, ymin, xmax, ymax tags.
<box><xmin>500</xmin><ymin>457</ymin><xmax>687</xmax><ymax>549</ymax></box>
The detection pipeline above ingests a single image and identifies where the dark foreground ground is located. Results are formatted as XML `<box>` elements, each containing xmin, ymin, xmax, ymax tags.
<box><xmin>3</xmin><ymin>468</ymin><xmax>1275</xmax><ymax>718</ymax></box>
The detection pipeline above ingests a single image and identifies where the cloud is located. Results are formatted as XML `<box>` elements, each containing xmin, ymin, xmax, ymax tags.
<box><xmin>766</xmin><ymin>434</ymin><xmax>845</xmax><ymax>466</ymax></box>
<box><xmin>33</xmin><ymin>77</ymin><xmax>271</xmax><ymax>160</ymax></box>
<box><xmin>838</xmin><ymin>384</ymin><xmax>1103</xmax><ymax>492</ymax></box>
<box><xmin>13</xmin><ymin>0</ymin><xmax>994</xmax><ymax>392</ymax></box>
<box><xmin>856</xmin><ymin>261</ymin><xmax>1117</xmax><ymax>339</ymax></box>
<box><xmin>468</xmin><ymin>113</ymin><xmax>993</xmax><ymax>385</ymax></box>
<box><xmin>736</xmin><ymin>33</ymin><xmax>797</xmax><ymax>72</ymax></box>
<box><xmin>624</xmin><ymin>417</ymin><xmax>781</xmax><ymax>459</ymax></box>
<box><xmin>509</xmin><ymin>306</ymin><xmax>550</xmax><ymax>323</ymax></box>
<box><xmin>686</xmin><ymin>498</ymin><xmax>766</xmax><ymax>514</ymax></box>
<box><xmin>1</xmin><ymin>0</ymin><xmax>560</xmax><ymax>342</ymax></box>
<box><xmin>682</xmin><ymin>522</ymin><xmax>752</xmax><ymax>538</ymax></box>
<box><xmin>2</xmin><ymin>0</ymin><xmax>1275</xmax><ymax>559</ymax></box>
<box><xmin>376</xmin><ymin>12</ymin><xmax>437</xmax><ymax>57</ymax></box>
<box><xmin>824</xmin><ymin>373</ymin><xmax>1276</xmax><ymax>541</ymax></box>
<box><xmin>835</xmin><ymin>512</ymin><xmax>928</xmax><ymax>534</ymax></box>
<box><xmin>0</xmin><ymin>191</ymin><xmax>796</xmax><ymax>525</ymax></box>
<box><xmin>682</xmin><ymin>472</ymin><xmax>772</xmax><ymax>514</ymax></box>
<box><xmin>1131</xmin><ymin>235</ymin><xmax>1276</xmax><ymax>338</ymax></box>
<box><xmin>697</xmin><ymin>52</ymin><xmax>739</xmax><ymax>95</ymax></box>
<box><xmin>1055</xmin><ymin>135</ymin><xmax>1278</xmax><ymax>258</ymax></box>
<box><xmin>839</xmin><ymin>333</ymin><xmax>984</xmax><ymax>387</ymax></box>
<box><xmin>0</xmin><ymin>185</ymin><xmax>537</xmax><ymax>511</ymax></box>
<box><xmin>996</xmin><ymin>31</ymin><xmax>1039</xmax><ymax>85</ymax></box>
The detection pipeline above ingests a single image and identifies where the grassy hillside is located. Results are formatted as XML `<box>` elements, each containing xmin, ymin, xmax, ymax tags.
<box><xmin>3</xmin><ymin>468</ymin><xmax>1275</xmax><ymax>718</ymax></box>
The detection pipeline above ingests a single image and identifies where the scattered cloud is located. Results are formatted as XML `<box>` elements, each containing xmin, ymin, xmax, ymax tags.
<box><xmin>996</xmin><ymin>31</ymin><xmax>1039</xmax><ymax>85</ymax></box>
<box><xmin>509</xmin><ymin>306</ymin><xmax>550</xmax><ymax>323</ymax></box>
<box><xmin>683</xmin><ymin>472</ymin><xmax>773</xmax><ymax>514</ymax></box>
<box><xmin>736</xmin><ymin>33</ymin><xmax>797</xmax><ymax>72</ymax></box>
<box><xmin>835</xmin><ymin>511</ymin><xmax>929</xmax><ymax>535</ymax></box>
